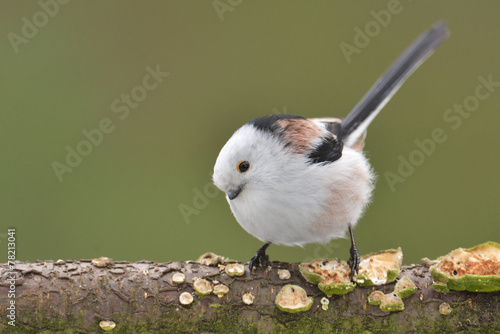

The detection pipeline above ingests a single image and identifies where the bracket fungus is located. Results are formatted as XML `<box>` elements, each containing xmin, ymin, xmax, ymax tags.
<box><xmin>242</xmin><ymin>292</ymin><xmax>255</xmax><ymax>305</ymax></box>
<box><xmin>179</xmin><ymin>292</ymin><xmax>194</xmax><ymax>305</ymax></box>
<box><xmin>367</xmin><ymin>290</ymin><xmax>385</xmax><ymax>306</ymax></box>
<box><xmin>379</xmin><ymin>293</ymin><xmax>405</xmax><ymax>313</ymax></box>
<box><xmin>355</xmin><ymin>248</ymin><xmax>403</xmax><ymax>287</ymax></box>
<box><xmin>394</xmin><ymin>276</ymin><xmax>417</xmax><ymax>298</ymax></box>
<box><xmin>275</xmin><ymin>285</ymin><xmax>313</xmax><ymax>313</ymax></box>
<box><xmin>367</xmin><ymin>276</ymin><xmax>417</xmax><ymax>312</ymax></box>
<box><xmin>197</xmin><ymin>252</ymin><xmax>224</xmax><ymax>266</ymax></box>
<box><xmin>99</xmin><ymin>320</ymin><xmax>116</xmax><ymax>331</ymax></box>
<box><xmin>225</xmin><ymin>263</ymin><xmax>245</xmax><ymax>277</ymax></box>
<box><xmin>193</xmin><ymin>278</ymin><xmax>213</xmax><ymax>296</ymax></box>
<box><xmin>430</xmin><ymin>241</ymin><xmax>500</xmax><ymax>293</ymax></box>
<box><xmin>439</xmin><ymin>302</ymin><xmax>452</xmax><ymax>315</ymax></box>
<box><xmin>172</xmin><ymin>272</ymin><xmax>185</xmax><ymax>284</ymax></box>
<box><xmin>299</xmin><ymin>248</ymin><xmax>403</xmax><ymax>296</ymax></box>
<box><xmin>278</xmin><ymin>269</ymin><xmax>291</xmax><ymax>280</ymax></box>
<box><xmin>299</xmin><ymin>258</ymin><xmax>356</xmax><ymax>296</ymax></box>
<box><xmin>320</xmin><ymin>297</ymin><xmax>329</xmax><ymax>311</ymax></box>
<box><xmin>213</xmin><ymin>284</ymin><xmax>229</xmax><ymax>298</ymax></box>
<box><xmin>92</xmin><ymin>257</ymin><xmax>113</xmax><ymax>268</ymax></box>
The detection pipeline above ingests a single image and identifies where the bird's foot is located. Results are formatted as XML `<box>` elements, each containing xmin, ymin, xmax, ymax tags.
<box><xmin>249</xmin><ymin>242</ymin><xmax>271</xmax><ymax>272</ymax></box>
<box><xmin>347</xmin><ymin>224</ymin><xmax>359</xmax><ymax>282</ymax></box>
<box><xmin>347</xmin><ymin>242</ymin><xmax>360</xmax><ymax>282</ymax></box>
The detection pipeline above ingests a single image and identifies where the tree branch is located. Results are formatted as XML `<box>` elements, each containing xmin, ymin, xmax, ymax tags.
<box><xmin>1</xmin><ymin>258</ymin><xmax>499</xmax><ymax>333</ymax></box>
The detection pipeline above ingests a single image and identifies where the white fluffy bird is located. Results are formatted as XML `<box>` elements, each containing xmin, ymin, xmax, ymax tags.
<box><xmin>213</xmin><ymin>22</ymin><xmax>448</xmax><ymax>276</ymax></box>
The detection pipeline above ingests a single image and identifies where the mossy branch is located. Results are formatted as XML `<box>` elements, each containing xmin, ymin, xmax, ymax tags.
<box><xmin>0</xmin><ymin>258</ymin><xmax>499</xmax><ymax>333</ymax></box>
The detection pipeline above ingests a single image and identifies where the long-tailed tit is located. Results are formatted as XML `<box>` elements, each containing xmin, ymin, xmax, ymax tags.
<box><xmin>213</xmin><ymin>22</ymin><xmax>449</xmax><ymax>277</ymax></box>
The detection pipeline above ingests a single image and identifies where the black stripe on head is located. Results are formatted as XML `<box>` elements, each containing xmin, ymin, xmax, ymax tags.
<box><xmin>248</xmin><ymin>114</ymin><xmax>306</xmax><ymax>134</ymax></box>
<box><xmin>307</xmin><ymin>135</ymin><xmax>343</xmax><ymax>164</ymax></box>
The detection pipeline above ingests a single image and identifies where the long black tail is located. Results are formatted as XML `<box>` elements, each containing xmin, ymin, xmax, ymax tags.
<box><xmin>341</xmin><ymin>21</ymin><xmax>449</xmax><ymax>147</ymax></box>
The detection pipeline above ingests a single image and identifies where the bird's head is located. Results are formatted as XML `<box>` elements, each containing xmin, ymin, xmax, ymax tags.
<box><xmin>213</xmin><ymin>123</ymin><xmax>286</xmax><ymax>201</ymax></box>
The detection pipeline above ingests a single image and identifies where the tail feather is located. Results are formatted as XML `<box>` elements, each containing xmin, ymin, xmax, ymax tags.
<box><xmin>341</xmin><ymin>21</ymin><xmax>449</xmax><ymax>147</ymax></box>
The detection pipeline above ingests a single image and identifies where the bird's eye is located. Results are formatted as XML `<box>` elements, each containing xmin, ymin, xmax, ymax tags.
<box><xmin>237</xmin><ymin>161</ymin><xmax>250</xmax><ymax>173</ymax></box>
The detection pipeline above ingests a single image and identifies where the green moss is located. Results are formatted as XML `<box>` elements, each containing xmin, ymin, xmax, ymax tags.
<box><xmin>5</xmin><ymin>296</ymin><xmax>499</xmax><ymax>334</ymax></box>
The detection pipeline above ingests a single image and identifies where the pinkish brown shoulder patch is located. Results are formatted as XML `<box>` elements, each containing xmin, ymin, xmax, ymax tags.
<box><xmin>276</xmin><ymin>118</ymin><xmax>324</xmax><ymax>153</ymax></box>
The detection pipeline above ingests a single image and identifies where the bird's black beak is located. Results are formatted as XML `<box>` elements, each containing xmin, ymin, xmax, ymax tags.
<box><xmin>227</xmin><ymin>185</ymin><xmax>243</xmax><ymax>200</ymax></box>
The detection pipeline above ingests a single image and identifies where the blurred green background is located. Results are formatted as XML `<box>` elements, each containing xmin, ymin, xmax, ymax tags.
<box><xmin>1</xmin><ymin>1</ymin><xmax>499</xmax><ymax>265</ymax></box>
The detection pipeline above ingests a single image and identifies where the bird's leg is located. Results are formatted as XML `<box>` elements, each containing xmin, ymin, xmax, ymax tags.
<box><xmin>347</xmin><ymin>224</ymin><xmax>360</xmax><ymax>282</ymax></box>
<box><xmin>249</xmin><ymin>242</ymin><xmax>272</xmax><ymax>271</ymax></box>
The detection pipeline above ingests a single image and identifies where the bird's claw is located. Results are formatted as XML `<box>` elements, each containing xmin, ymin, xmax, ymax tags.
<box><xmin>347</xmin><ymin>243</ymin><xmax>360</xmax><ymax>282</ymax></box>
<box><xmin>249</xmin><ymin>251</ymin><xmax>269</xmax><ymax>272</ymax></box>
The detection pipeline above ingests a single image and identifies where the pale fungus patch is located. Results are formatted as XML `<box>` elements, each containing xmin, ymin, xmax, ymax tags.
<box><xmin>92</xmin><ymin>257</ymin><xmax>113</xmax><ymax>268</ymax></box>
<box><xmin>367</xmin><ymin>291</ymin><xmax>385</xmax><ymax>306</ymax></box>
<box><xmin>379</xmin><ymin>293</ymin><xmax>404</xmax><ymax>313</ymax></box>
<box><xmin>430</xmin><ymin>242</ymin><xmax>500</xmax><ymax>293</ymax></box>
<box><xmin>278</xmin><ymin>269</ymin><xmax>291</xmax><ymax>280</ymax></box>
<box><xmin>275</xmin><ymin>284</ymin><xmax>313</xmax><ymax>313</ymax></box>
<box><xmin>197</xmin><ymin>252</ymin><xmax>224</xmax><ymax>266</ymax></box>
<box><xmin>320</xmin><ymin>297</ymin><xmax>329</xmax><ymax>311</ymax></box>
<box><xmin>299</xmin><ymin>258</ymin><xmax>355</xmax><ymax>296</ymax></box>
<box><xmin>355</xmin><ymin>248</ymin><xmax>403</xmax><ymax>286</ymax></box>
<box><xmin>172</xmin><ymin>272</ymin><xmax>186</xmax><ymax>284</ymax></box>
<box><xmin>394</xmin><ymin>276</ymin><xmax>417</xmax><ymax>299</ymax></box>
<box><xmin>299</xmin><ymin>248</ymin><xmax>403</xmax><ymax>296</ymax></box>
<box><xmin>439</xmin><ymin>302</ymin><xmax>452</xmax><ymax>315</ymax></box>
<box><xmin>179</xmin><ymin>292</ymin><xmax>194</xmax><ymax>305</ymax></box>
<box><xmin>99</xmin><ymin>320</ymin><xmax>116</xmax><ymax>331</ymax></box>
<box><xmin>193</xmin><ymin>278</ymin><xmax>213</xmax><ymax>296</ymax></box>
<box><xmin>213</xmin><ymin>284</ymin><xmax>229</xmax><ymax>298</ymax></box>
<box><xmin>242</xmin><ymin>292</ymin><xmax>255</xmax><ymax>305</ymax></box>
<box><xmin>367</xmin><ymin>277</ymin><xmax>415</xmax><ymax>312</ymax></box>
<box><xmin>225</xmin><ymin>263</ymin><xmax>245</xmax><ymax>276</ymax></box>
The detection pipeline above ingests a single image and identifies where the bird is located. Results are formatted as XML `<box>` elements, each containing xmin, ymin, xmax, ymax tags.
<box><xmin>212</xmin><ymin>22</ymin><xmax>449</xmax><ymax>278</ymax></box>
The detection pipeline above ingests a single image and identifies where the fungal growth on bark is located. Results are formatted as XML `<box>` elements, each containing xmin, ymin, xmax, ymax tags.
<box><xmin>196</xmin><ymin>252</ymin><xmax>225</xmax><ymax>266</ymax></box>
<box><xmin>394</xmin><ymin>276</ymin><xmax>418</xmax><ymax>298</ymax></box>
<box><xmin>179</xmin><ymin>292</ymin><xmax>194</xmax><ymax>305</ymax></box>
<box><xmin>430</xmin><ymin>241</ymin><xmax>500</xmax><ymax>293</ymax></box>
<box><xmin>366</xmin><ymin>276</ymin><xmax>417</xmax><ymax>313</ymax></box>
<box><xmin>193</xmin><ymin>278</ymin><xmax>213</xmax><ymax>296</ymax></box>
<box><xmin>379</xmin><ymin>293</ymin><xmax>405</xmax><ymax>313</ymax></box>
<box><xmin>299</xmin><ymin>258</ymin><xmax>356</xmax><ymax>296</ymax></box>
<box><xmin>99</xmin><ymin>320</ymin><xmax>116</xmax><ymax>331</ymax></box>
<box><xmin>213</xmin><ymin>284</ymin><xmax>229</xmax><ymax>297</ymax></box>
<box><xmin>298</xmin><ymin>248</ymin><xmax>403</xmax><ymax>296</ymax></box>
<box><xmin>355</xmin><ymin>248</ymin><xmax>403</xmax><ymax>286</ymax></box>
<box><xmin>225</xmin><ymin>263</ymin><xmax>246</xmax><ymax>277</ymax></box>
<box><xmin>275</xmin><ymin>284</ymin><xmax>313</xmax><ymax>313</ymax></box>
<box><xmin>172</xmin><ymin>272</ymin><xmax>186</xmax><ymax>284</ymax></box>
<box><xmin>91</xmin><ymin>256</ymin><xmax>113</xmax><ymax>268</ymax></box>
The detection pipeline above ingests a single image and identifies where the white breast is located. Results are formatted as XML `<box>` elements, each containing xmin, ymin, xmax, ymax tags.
<box><xmin>228</xmin><ymin>146</ymin><xmax>374</xmax><ymax>246</ymax></box>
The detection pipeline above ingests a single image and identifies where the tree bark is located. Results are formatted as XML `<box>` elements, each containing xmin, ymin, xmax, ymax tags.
<box><xmin>0</xmin><ymin>258</ymin><xmax>499</xmax><ymax>333</ymax></box>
